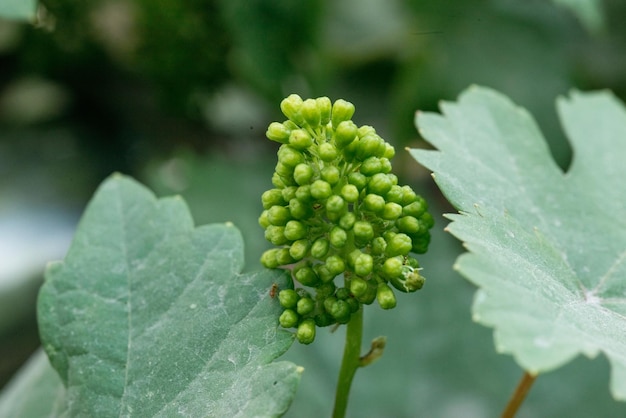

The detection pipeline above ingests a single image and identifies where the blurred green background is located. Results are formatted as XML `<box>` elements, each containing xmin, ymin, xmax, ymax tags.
<box><xmin>1</xmin><ymin>0</ymin><xmax>626</xmax><ymax>416</ymax></box>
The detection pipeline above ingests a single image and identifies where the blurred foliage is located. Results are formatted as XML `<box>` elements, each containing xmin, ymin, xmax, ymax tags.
<box><xmin>2</xmin><ymin>0</ymin><xmax>626</xmax><ymax>413</ymax></box>
<box><xmin>0</xmin><ymin>0</ymin><xmax>37</xmax><ymax>21</ymax></box>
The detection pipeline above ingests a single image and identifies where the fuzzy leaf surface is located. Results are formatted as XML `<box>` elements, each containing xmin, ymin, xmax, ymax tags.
<box><xmin>37</xmin><ymin>174</ymin><xmax>300</xmax><ymax>417</ymax></box>
<box><xmin>411</xmin><ymin>86</ymin><xmax>626</xmax><ymax>400</ymax></box>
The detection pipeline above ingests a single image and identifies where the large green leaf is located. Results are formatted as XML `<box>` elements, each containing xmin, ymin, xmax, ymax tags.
<box><xmin>37</xmin><ymin>174</ymin><xmax>301</xmax><ymax>417</ymax></box>
<box><xmin>411</xmin><ymin>86</ymin><xmax>626</xmax><ymax>400</ymax></box>
<box><xmin>0</xmin><ymin>0</ymin><xmax>37</xmax><ymax>20</ymax></box>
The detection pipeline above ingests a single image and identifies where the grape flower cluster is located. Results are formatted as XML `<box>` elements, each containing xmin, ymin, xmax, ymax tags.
<box><xmin>260</xmin><ymin>94</ymin><xmax>433</xmax><ymax>344</ymax></box>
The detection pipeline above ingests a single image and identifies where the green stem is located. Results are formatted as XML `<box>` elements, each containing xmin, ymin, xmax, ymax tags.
<box><xmin>332</xmin><ymin>306</ymin><xmax>363</xmax><ymax>418</ymax></box>
<box><xmin>501</xmin><ymin>371</ymin><xmax>537</xmax><ymax>418</ymax></box>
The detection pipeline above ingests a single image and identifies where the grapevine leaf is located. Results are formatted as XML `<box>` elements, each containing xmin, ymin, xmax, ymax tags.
<box><xmin>411</xmin><ymin>86</ymin><xmax>626</xmax><ymax>400</ymax></box>
<box><xmin>37</xmin><ymin>174</ymin><xmax>301</xmax><ymax>417</ymax></box>
<box><xmin>0</xmin><ymin>350</ymin><xmax>67</xmax><ymax>417</ymax></box>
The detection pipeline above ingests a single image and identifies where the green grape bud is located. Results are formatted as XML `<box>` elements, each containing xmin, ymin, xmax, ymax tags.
<box><xmin>368</xmin><ymin>173</ymin><xmax>393</xmax><ymax>196</ymax></box>
<box><xmin>376</xmin><ymin>283</ymin><xmax>397</xmax><ymax>309</ymax></box>
<box><xmin>355</xmin><ymin>253</ymin><xmax>374</xmax><ymax>277</ymax></box>
<box><xmin>382</xmin><ymin>256</ymin><xmax>403</xmax><ymax>279</ymax></box>
<box><xmin>275</xmin><ymin>162</ymin><xmax>294</xmax><ymax>179</ymax></box>
<box><xmin>357</xmin><ymin>125</ymin><xmax>376</xmax><ymax>137</ymax></box>
<box><xmin>347</xmin><ymin>172</ymin><xmax>368</xmax><ymax>191</ymax></box>
<box><xmin>265</xmin><ymin>225</ymin><xmax>288</xmax><ymax>245</ymax></box>
<box><xmin>260</xmin><ymin>249</ymin><xmax>280</xmax><ymax>268</ymax></box>
<box><xmin>346</xmin><ymin>297</ymin><xmax>360</xmax><ymax>313</ymax></box>
<box><xmin>289</xmin><ymin>129</ymin><xmax>314</xmax><ymax>150</ymax></box>
<box><xmin>385</xmin><ymin>203</ymin><xmax>403</xmax><ymax>221</ymax></box>
<box><xmin>323</xmin><ymin>296</ymin><xmax>337</xmax><ymax>313</ymax></box>
<box><xmin>267</xmin><ymin>205</ymin><xmax>291</xmax><ymax>226</ymax></box>
<box><xmin>336</xmin><ymin>287</ymin><xmax>350</xmax><ymax>300</ymax></box>
<box><xmin>315</xmin><ymin>312</ymin><xmax>334</xmax><ymax>327</ymax></box>
<box><xmin>347</xmin><ymin>249</ymin><xmax>363</xmax><ymax>269</ymax></box>
<box><xmin>380</xmin><ymin>158</ymin><xmax>392</xmax><ymax>173</ymax></box>
<box><xmin>295</xmin><ymin>185</ymin><xmax>313</xmax><ymax>202</ymax></box>
<box><xmin>350</xmin><ymin>277</ymin><xmax>368</xmax><ymax>297</ymax></box>
<box><xmin>331</xmin><ymin>99</ymin><xmax>355</xmax><ymax>128</ymax></box>
<box><xmin>401</xmin><ymin>186</ymin><xmax>419</xmax><ymax>205</ymax></box>
<box><xmin>294</xmin><ymin>264</ymin><xmax>320</xmax><ymax>286</ymax></box>
<box><xmin>311</xmin><ymin>237</ymin><xmax>330</xmax><ymax>258</ymax></box>
<box><xmin>339</xmin><ymin>212</ymin><xmax>356</xmax><ymax>230</ymax></box>
<box><xmin>293</xmin><ymin>163</ymin><xmax>314</xmax><ymax>185</ymax></box>
<box><xmin>289</xmin><ymin>198</ymin><xmax>312</xmax><ymax>220</ymax></box>
<box><xmin>358</xmin><ymin>282</ymin><xmax>378</xmax><ymax>305</ymax></box>
<box><xmin>289</xmin><ymin>239</ymin><xmax>309</xmax><ymax>261</ymax></box>
<box><xmin>317</xmin><ymin>97</ymin><xmax>332</xmax><ymax>125</ymax></box>
<box><xmin>262</xmin><ymin>189</ymin><xmax>285</xmax><ymax>210</ymax></box>
<box><xmin>311</xmin><ymin>180</ymin><xmax>332</xmax><ymax>200</ymax></box>
<box><xmin>356</xmin><ymin>134</ymin><xmax>386</xmax><ymax>160</ymax></box>
<box><xmin>420</xmin><ymin>211</ymin><xmax>435</xmax><ymax>229</ymax></box>
<box><xmin>321</xmin><ymin>165</ymin><xmax>340</xmax><ymax>185</ymax></box>
<box><xmin>331</xmin><ymin>300</ymin><xmax>351</xmax><ymax>321</ymax></box>
<box><xmin>279</xmin><ymin>289</ymin><xmax>299</xmax><ymax>309</ymax></box>
<box><xmin>316</xmin><ymin>282</ymin><xmax>336</xmax><ymax>299</ymax></box>
<box><xmin>316</xmin><ymin>263</ymin><xmax>336</xmax><ymax>282</ymax></box>
<box><xmin>301</xmin><ymin>98</ymin><xmax>321</xmax><ymax>127</ymax></box>
<box><xmin>405</xmin><ymin>256</ymin><xmax>420</xmax><ymax>268</ymax></box>
<box><xmin>280</xmin><ymin>94</ymin><xmax>304</xmax><ymax>125</ymax></box>
<box><xmin>403</xmin><ymin>200</ymin><xmax>426</xmax><ymax>218</ymax></box>
<box><xmin>383</xmin><ymin>143</ymin><xmax>395</xmax><ymax>159</ymax></box>
<box><xmin>297</xmin><ymin>319</ymin><xmax>316</xmax><ymax>344</ymax></box>
<box><xmin>353</xmin><ymin>220</ymin><xmax>374</xmax><ymax>243</ymax></box>
<box><xmin>333</xmin><ymin>121</ymin><xmax>356</xmax><ymax>149</ymax></box>
<box><xmin>385</xmin><ymin>185</ymin><xmax>404</xmax><ymax>204</ymax></box>
<box><xmin>370</xmin><ymin>236</ymin><xmax>387</xmax><ymax>255</ymax></box>
<box><xmin>340</xmin><ymin>184</ymin><xmax>359</xmax><ymax>203</ymax></box>
<box><xmin>266</xmin><ymin>122</ymin><xmax>291</xmax><ymax>144</ymax></box>
<box><xmin>363</xmin><ymin>194</ymin><xmax>385</xmax><ymax>213</ymax></box>
<box><xmin>272</xmin><ymin>172</ymin><xmax>286</xmax><ymax>188</ymax></box>
<box><xmin>277</xmin><ymin>145</ymin><xmax>305</xmax><ymax>168</ymax></box>
<box><xmin>360</xmin><ymin>157</ymin><xmax>382</xmax><ymax>176</ymax></box>
<box><xmin>385</xmin><ymin>233</ymin><xmax>413</xmax><ymax>257</ymax></box>
<box><xmin>396</xmin><ymin>216</ymin><xmax>420</xmax><ymax>234</ymax></box>
<box><xmin>325</xmin><ymin>254</ymin><xmax>346</xmax><ymax>275</ymax></box>
<box><xmin>319</xmin><ymin>142</ymin><xmax>338</xmax><ymax>162</ymax></box>
<box><xmin>282</xmin><ymin>186</ymin><xmax>297</xmax><ymax>202</ymax></box>
<box><xmin>411</xmin><ymin>234</ymin><xmax>431</xmax><ymax>254</ymax></box>
<box><xmin>326</xmin><ymin>195</ymin><xmax>346</xmax><ymax>214</ymax></box>
<box><xmin>258</xmin><ymin>210</ymin><xmax>270</xmax><ymax>229</ymax></box>
<box><xmin>329</xmin><ymin>226</ymin><xmax>348</xmax><ymax>248</ymax></box>
<box><xmin>297</xmin><ymin>297</ymin><xmax>315</xmax><ymax>315</ymax></box>
<box><xmin>273</xmin><ymin>248</ymin><xmax>292</xmax><ymax>265</ymax></box>
<box><xmin>284</xmin><ymin>220</ymin><xmax>308</xmax><ymax>241</ymax></box>
<box><xmin>279</xmin><ymin>309</ymin><xmax>299</xmax><ymax>328</ymax></box>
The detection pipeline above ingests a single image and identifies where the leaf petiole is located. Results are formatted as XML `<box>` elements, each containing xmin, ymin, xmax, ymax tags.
<box><xmin>501</xmin><ymin>371</ymin><xmax>537</xmax><ymax>418</ymax></box>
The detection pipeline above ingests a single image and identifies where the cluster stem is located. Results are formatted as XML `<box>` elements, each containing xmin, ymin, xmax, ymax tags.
<box><xmin>332</xmin><ymin>307</ymin><xmax>363</xmax><ymax>418</ymax></box>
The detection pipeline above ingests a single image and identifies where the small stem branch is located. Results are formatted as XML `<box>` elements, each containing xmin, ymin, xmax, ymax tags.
<box><xmin>332</xmin><ymin>307</ymin><xmax>363</xmax><ymax>418</ymax></box>
<box><xmin>501</xmin><ymin>371</ymin><xmax>537</xmax><ymax>418</ymax></box>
